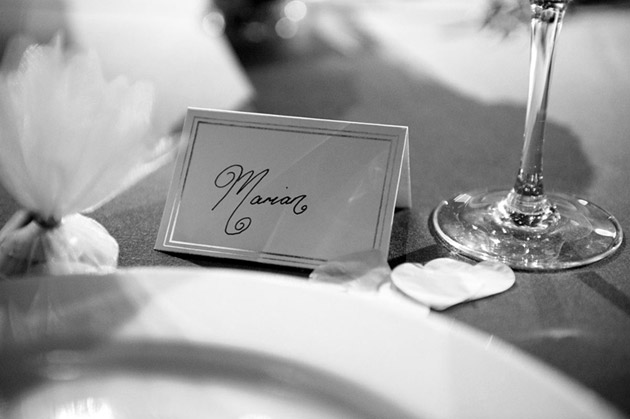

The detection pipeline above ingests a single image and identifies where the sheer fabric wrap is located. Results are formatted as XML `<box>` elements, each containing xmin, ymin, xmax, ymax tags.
<box><xmin>0</xmin><ymin>37</ymin><xmax>176</xmax><ymax>277</ymax></box>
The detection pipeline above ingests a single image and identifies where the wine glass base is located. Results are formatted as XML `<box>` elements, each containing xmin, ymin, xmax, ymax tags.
<box><xmin>432</xmin><ymin>190</ymin><xmax>623</xmax><ymax>271</ymax></box>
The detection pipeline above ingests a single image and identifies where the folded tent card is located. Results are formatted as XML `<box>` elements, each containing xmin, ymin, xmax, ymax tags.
<box><xmin>0</xmin><ymin>37</ymin><xmax>177</xmax><ymax>277</ymax></box>
<box><xmin>155</xmin><ymin>108</ymin><xmax>412</xmax><ymax>269</ymax></box>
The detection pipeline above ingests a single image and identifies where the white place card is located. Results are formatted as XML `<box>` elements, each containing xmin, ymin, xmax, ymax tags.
<box><xmin>155</xmin><ymin>108</ymin><xmax>411</xmax><ymax>269</ymax></box>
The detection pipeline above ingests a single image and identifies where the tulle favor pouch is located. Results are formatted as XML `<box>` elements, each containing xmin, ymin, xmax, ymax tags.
<box><xmin>0</xmin><ymin>37</ymin><xmax>176</xmax><ymax>278</ymax></box>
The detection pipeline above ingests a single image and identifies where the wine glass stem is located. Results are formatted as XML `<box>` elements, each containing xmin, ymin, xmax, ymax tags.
<box><xmin>504</xmin><ymin>1</ymin><xmax>568</xmax><ymax>225</ymax></box>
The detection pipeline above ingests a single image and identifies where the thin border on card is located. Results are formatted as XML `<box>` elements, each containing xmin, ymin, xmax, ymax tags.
<box><xmin>155</xmin><ymin>108</ymin><xmax>407</xmax><ymax>269</ymax></box>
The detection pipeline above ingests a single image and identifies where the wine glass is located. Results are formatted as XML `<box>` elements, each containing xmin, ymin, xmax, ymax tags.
<box><xmin>431</xmin><ymin>0</ymin><xmax>622</xmax><ymax>270</ymax></box>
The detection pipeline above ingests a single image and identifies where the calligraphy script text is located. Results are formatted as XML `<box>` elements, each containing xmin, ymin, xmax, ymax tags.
<box><xmin>211</xmin><ymin>164</ymin><xmax>308</xmax><ymax>235</ymax></box>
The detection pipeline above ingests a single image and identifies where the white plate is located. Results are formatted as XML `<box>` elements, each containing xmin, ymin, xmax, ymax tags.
<box><xmin>0</xmin><ymin>267</ymin><xmax>623</xmax><ymax>418</ymax></box>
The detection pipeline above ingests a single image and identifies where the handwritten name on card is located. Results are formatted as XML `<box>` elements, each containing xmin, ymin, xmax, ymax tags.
<box><xmin>212</xmin><ymin>163</ymin><xmax>309</xmax><ymax>236</ymax></box>
<box><xmin>155</xmin><ymin>108</ymin><xmax>410</xmax><ymax>269</ymax></box>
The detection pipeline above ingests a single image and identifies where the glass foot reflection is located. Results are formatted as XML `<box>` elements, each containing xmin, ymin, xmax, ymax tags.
<box><xmin>432</xmin><ymin>190</ymin><xmax>623</xmax><ymax>270</ymax></box>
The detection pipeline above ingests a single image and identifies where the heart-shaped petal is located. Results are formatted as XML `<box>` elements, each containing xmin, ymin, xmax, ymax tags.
<box><xmin>391</xmin><ymin>258</ymin><xmax>515</xmax><ymax>310</ymax></box>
